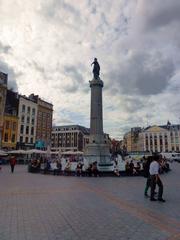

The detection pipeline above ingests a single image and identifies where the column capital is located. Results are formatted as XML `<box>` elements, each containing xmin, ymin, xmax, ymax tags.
<box><xmin>89</xmin><ymin>78</ymin><xmax>103</xmax><ymax>88</ymax></box>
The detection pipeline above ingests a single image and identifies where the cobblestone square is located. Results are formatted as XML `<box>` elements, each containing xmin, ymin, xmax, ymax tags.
<box><xmin>0</xmin><ymin>163</ymin><xmax>180</xmax><ymax>240</ymax></box>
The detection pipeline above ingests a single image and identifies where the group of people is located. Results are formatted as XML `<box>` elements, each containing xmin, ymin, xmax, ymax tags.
<box><xmin>86</xmin><ymin>161</ymin><xmax>100</xmax><ymax>177</ymax></box>
<box><xmin>29</xmin><ymin>158</ymin><xmax>62</xmax><ymax>175</ymax></box>
<box><xmin>29</xmin><ymin>159</ymin><xmax>41</xmax><ymax>172</ymax></box>
<box><xmin>27</xmin><ymin>153</ymin><xmax>169</xmax><ymax>203</ymax></box>
<box><xmin>64</xmin><ymin>160</ymin><xmax>100</xmax><ymax>177</ymax></box>
<box><xmin>28</xmin><ymin>157</ymin><xmax>102</xmax><ymax>177</ymax></box>
<box><xmin>124</xmin><ymin>154</ymin><xmax>170</xmax><ymax>203</ymax></box>
<box><xmin>143</xmin><ymin>155</ymin><xmax>167</xmax><ymax>202</ymax></box>
<box><xmin>4</xmin><ymin>152</ymin><xmax>170</xmax><ymax>203</ymax></box>
<box><xmin>125</xmin><ymin>160</ymin><xmax>142</xmax><ymax>176</ymax></box>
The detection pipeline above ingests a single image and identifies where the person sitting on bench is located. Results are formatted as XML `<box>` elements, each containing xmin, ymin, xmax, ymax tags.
<box><xmin>76</xmin><ymin>161</ymin><xmax>83</xmax><ymax>176</ymax></box>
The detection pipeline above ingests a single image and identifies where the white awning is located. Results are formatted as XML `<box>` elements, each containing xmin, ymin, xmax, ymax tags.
<box><xmin>61</xmin><ymin>151</ymin><xmax>84</xmax><ymax>155</ymax></box>
<box><xmin>0</xmin><ymin>150</ymin><xmax>8</xmax><ymax>156</ymax></box>
<box><xmin>8</xmin><ymin>150</ymin><xmax>27</xmax><ymax>154</ymax></box>
<box><xmin>25</xmin><ymin>149</ymin><xmax>47</xmax><ymax>154</ymax></box>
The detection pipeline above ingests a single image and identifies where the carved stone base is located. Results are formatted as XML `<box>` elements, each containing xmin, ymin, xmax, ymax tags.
<box><xmin>84</xmin><ymin>143</ymin><xmax>113</xmax><ymax>172</ymax></box>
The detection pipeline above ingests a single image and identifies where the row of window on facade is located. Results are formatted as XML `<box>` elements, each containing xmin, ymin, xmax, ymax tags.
<box><xmin>146</xmin><ymin>145</ymin><xmax>168</xmax><ymax>152</ymax></box>
<box><xmin>19</xmin><ymin>136</ymin><xmax>34</xmax><ymax>144</ymax></box>
<box><xmin>21</xmin><ymin>105</ymin><xmax>36</xmax><ymax>115</ymax></box>
<box><xmin>20</xmin><ymin>119</ymin><xmax>51</xmax><ymax>129</ymax></box>
<box><xmin>3</xmin><ymin>133</ymin><xmax>48</xmax><ymax>145</ymax></box>
<box><xmin>20</xmin><ymin>125</ymin><xmax>34</xmax><ymax>135</ymax></box>
<box><xmin>52</xmin><ymin>136</ymin><xmax>78</xmax><ymax>142</ymax></box>
<box><xmin>52</xmin><ymin>143</ymin><xmax>77</xmax><ymax>147</ymax></box>
<box><xmin>52</xmin><ymin>133</ymin><xmax>79</xmax><ymax>137</ymax></box>
<box><xmin>6</xmin><ymin>117</ymin><xmax>51</xmax><ymax>129</ymax></box>
<box><xmin>145</xmin><ymin>136</ymin><xmax>179</xmax><ymax>145</ymax></box>
<box><xmin>145</xmin><ymin>132</ymin><xmax>179</xmax><ymax>138</ymax></box>
<box><xmin>170</xmin><ymin>131</ymin><xmax>179</xmax><ymax>137</ymax></box>
<box><xmin>52</xmin><ymin>135</ymin><xmax>77</xmax><ymax>139</ymax></box>
<box><xmin>37</xmin><ymin>122</ymin><xmax>51</xmax><ymax>128</ymax></box>
<box><xmin>54</xmin><ymin>127</ymin><xmax>77</xmax><ymax>131</ymax></box>
<box><xmin>52</xmin><ymin>139</ymin><xmax>76</xmax><ymax>143</ymax></box>
<box><xmin>145</xmin><ymin>144</ymin><xmax>179</xmax><ymax>152</ymax></box>
<box><xmin>171</xmin><ymin>146</ymin><xmax>180</xmax><ymax>151</ymax></box>
<box><xmin>4</xmin><ymin>136</ymin><xmax>35</xmax><ymax>145</ymax></box>
<box><xmin>4</xmin><ymin>133</ymin><xmax>16</xmax><ymax>143</ymax></box>
<box><xmin>21</xmin><ymin>116</ymin><xmax>35</xmax><ymax>125</ymax></box>
<box><xmin>145</xmin><ymin>134</ymin><xmax>168</xmax><ymax>139</ymax></box>
<box><xmin>170</xmin><ymin>138</ymin><xmax>179</xmax><ymax>144</ymax></box>
<box><xmin>145</xmin><ymin>138</ymin><xmax>168</xmax><ymax>146</ymax></box>
<box><xmin>5</xmin><ymin>121</ymin><xmax>17</xmax><ymax>131</ymax></box>
<box><xmin>38</xmin><ymin>111</ymin><xmax>51</xmax><ymax>118</ymax></box>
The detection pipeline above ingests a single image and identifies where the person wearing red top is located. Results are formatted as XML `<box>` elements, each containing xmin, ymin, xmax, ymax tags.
<box><xmin>10</xmin><ymin>156</ymin><xmax>16</xmax><ymax>173</ymax></box>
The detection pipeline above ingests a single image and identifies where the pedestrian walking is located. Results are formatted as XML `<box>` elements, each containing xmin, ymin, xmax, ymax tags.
<box><xmin>149</xmin><ymin>155</ymin><xmax>165</xmax><ymax>202</ymax></box>
<box><xmin>143</xmin><ymin>156</ymin><xmax>153</xmax><ymax>197</ymax></box>
<box><xmin>10</xmin><ymin>156</ymin><xmax>16</xmax><ymax>173</ymax></box>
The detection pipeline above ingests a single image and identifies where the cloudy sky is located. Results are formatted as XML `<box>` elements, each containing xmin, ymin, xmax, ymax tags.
<box><xmin>0</xmin><ymin>0</ymin><xmax>180</xmax><ymax>139</ymax></box>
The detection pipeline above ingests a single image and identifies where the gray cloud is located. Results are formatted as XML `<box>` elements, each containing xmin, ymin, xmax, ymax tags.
<box><xmin>138</xmin><ymin>0</ymin><xmax>180</xmax><ymax>31</ymax></box>
<box><xmin>0</xmin><ymin>41</ymin><xmax>12</xmax><ymax>54</ymax></box>
<box><xmin>40</xmin><ymin>0</ymin><xmax>82</xmax><ymax>29</ymax></box>
<box><xmin>107</xmin><ymin>51</ymin><xmax>175</xmax><ymax>96</ymax></box>
<box><xmin>32</xmin><ymin>61</ymin><xmax>45</xmax><ymax>75</ymax></box>
<box><xmin>121</xmin><ymin>95</ymin><xmax>147</xmax><ymax>113</ymax></box>
<box><xmin>64</xmin><ymin>65</ymin><xmax>84</xmax><ymax>83</ymax></box>
<box><xmin>63</xmin><ymin>65</ymin><xmax>86</xmax><ymax>93</ymax></box>
<box><xmin>53</xmin><ymin>117</ymin><xmax>74</xmax><ymax>126</ymax></box>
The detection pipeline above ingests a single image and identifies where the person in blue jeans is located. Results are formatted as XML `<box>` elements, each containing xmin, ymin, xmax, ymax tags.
<box><xmin>149</xmin><ymin>155</ymin><xmax>165</xmax><ymax>202</ymax></box>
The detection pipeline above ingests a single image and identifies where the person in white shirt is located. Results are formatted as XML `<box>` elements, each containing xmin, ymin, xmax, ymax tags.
<box><xmin>149</xmin><ymin>155</ymin><xmax>165</xmax><ymax>202</ymax></box>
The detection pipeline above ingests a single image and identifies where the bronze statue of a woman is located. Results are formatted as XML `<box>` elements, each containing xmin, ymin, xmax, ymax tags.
<box><xmin>91</xmin><ymin>58</ymin><xmax>100</xmax><ymax>79</ymax></box>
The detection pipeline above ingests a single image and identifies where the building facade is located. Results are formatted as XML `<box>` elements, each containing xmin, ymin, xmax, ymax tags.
<box><xmin>141</xmin><ymin>124</ymin><xmax>180</xmax><ymax>153</ymax></box>
<box><xmin>124</xmin><ymin>123</ymin><xmax>180</xmax><ymax>153</ymax></box>
<box><xmin>1</xmin><ymin>90</ymin><xmax>19</xmax><ymax>150</ymax></box>
<box><xmin>51</xmin><ymin>125</ymin><xmax>90</xmax><ymax>152</ymax></box>
<box><xmin>110</xmin><ymin>139</ymin><xmax>121</xmax><ymax>154</ymax></box>
<box><xmin>123</xmin><ymin>127</ymin><xmax>142</xmax><ymax>152</ymax></box>
<box><xmin>168</xmin><ymin>125</ymin><xmax>180</xmax><ymax>152</ymax></box>
<box><xmin>17</xmin><ymin>96</ymin><xmax>38</xmax><ymax>149</ymax></box>
<box><xmin>0</xmin><ymin>72</ymin><xmax>7</xmax><ymax>148</ymax></box>
<box><xmin>29</xmin><ymin>94</ymin><xmax>53</xmax><ymax>148</ymax></box>
<box><xmin>2</xmin><ymin>115</ymin><xmax>18</xmax><ymax>150</ymax></box>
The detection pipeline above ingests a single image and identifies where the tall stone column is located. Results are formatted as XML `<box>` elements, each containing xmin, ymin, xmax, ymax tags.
<box><xmin>90</xmin><ymin>78</ymin><xmax>103</xmax><ymax>143</ymax></box>
<box><xmin>84</xmin><ymin>76</ymin><xmax>113</xmax><ymax>171</ymax></box>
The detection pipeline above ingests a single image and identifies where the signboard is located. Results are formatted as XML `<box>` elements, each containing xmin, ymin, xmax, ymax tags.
<box><xmin>35</xmin><ymin>140</ymin><xmax>46</xmax><ymax>149</ymax></box>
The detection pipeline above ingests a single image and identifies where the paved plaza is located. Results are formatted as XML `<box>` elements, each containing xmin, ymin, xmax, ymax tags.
<box><xmin>0</xmin><ymin>163</ymin><xmax>180</xmax><ymax>240</ymax></box>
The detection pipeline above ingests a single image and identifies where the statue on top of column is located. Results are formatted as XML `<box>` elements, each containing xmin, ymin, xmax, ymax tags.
<box><xmin>91</xmin><ymin>58</ymin><xmax>100</xmax><ymax>79</ymax></box>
